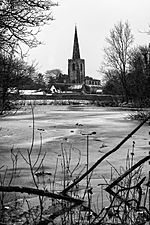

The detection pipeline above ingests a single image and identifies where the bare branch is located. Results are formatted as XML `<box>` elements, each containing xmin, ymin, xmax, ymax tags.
<box><xmin>0</xmin><ymin>185</ymin><xmax>84</xmax><ymax>204</ymax></box>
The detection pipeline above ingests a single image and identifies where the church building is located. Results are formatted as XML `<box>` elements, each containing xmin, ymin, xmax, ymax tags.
<box><xmin>68</xmin><ymin>26</ymin><xmax>85</xmax><ymax>84</ymax></box>
<box><xmin>49</xmin><ymin>26</ymin><xmax>102</xmax><ymax>94</ymax></box>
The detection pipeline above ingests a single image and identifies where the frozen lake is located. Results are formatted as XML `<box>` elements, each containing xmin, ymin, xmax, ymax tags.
<box><xmin>0</xmin><ymin>105</ymin><xmax>150</xmax><ymax>207</ymax></box>
<box><xmin>0</xmin><ymin>104</ymin><xmax>149</xmax><ymax>168</ymax></box>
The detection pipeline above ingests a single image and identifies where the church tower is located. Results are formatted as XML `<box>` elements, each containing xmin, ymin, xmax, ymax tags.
<box><xmin>68</xmin><ymin>26</ymin><xmax>85</xmax><ymax>84</ymax></box>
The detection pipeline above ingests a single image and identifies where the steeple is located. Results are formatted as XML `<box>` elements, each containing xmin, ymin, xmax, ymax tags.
<box><xmin>68</xmin><ymin>26</ymin><xmax>85</xmax><ymax>84</ymax></box>
<box><xmin>72</xmin><ymin>26</ymin><xmax>80</xmax><ymax>60</ymax></box>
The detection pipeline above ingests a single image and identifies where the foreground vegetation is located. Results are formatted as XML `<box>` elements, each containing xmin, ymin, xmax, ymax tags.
<box><xmin>0</xmin><ymin>108</ymin><xmax>150</xmax><ymax>224</ymax></box>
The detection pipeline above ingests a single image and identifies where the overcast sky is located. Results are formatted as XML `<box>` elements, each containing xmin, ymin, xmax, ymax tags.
<box><xmin>27</xmin><ymin>0</ymin><xmax>150</xmax><ymax>79</ymax></box>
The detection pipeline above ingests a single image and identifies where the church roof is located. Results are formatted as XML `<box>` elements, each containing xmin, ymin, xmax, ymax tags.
<box><xmin>72</xmin><ymin>26</ymin><xmax>80</xmax><ymax>60</ymax></box>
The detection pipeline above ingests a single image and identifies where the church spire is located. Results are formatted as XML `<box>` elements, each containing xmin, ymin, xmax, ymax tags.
<box><xmin>72</xmin><ymin>26</ymin><xmax>80</xmax><ymax>60</ymax></box>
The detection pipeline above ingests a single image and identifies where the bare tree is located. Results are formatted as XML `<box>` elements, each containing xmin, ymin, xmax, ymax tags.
<box><xmin>0</xmin><ymin>1</ymin><xmax>57</xmax><ymax>113</ymax></box>
<box><xmin>102</xmin><ymin>21</ymin><xmax>134</xmax><ymax>102</ymax></box>
<box><xmin>0</xmin><ymin>51</ymin><xmax>36</xmax><ymax>114</ymax></box>
<box><xmin>0</xmin><ymin>0</ymin><xmax>57</xmax><ymax>52</ymax></box>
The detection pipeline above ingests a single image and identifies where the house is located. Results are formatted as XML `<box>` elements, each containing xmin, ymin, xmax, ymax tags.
<box><xmin>49</xmin><ymin>85</ymin><xmax>59</xmax><ymax>94</ymax></box>
<box><xmin>19</xmin><ymin>89</ymin><xmax>45</xmax><ymax>95</ymax></box>
<box><xmin>48</xmin><ymin>83</ymin><xmax>72</xmax><ymax>94</ymax></box>
<box><xmin>85</xmin><ymin>76</ymin><xmax>102</xmax><ymax>94</ymax></box>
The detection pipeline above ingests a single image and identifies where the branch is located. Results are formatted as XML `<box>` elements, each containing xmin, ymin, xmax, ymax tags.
<box><xmin>0</xmin><ymin>185</ymin><xmax>83</xmax><ymax>204</ymax></box>
<box><xmin>105</xmin><ymin>157</ymin><xmax>149</xmax><ymax>192</ymax></box>
<box><xmin>62</xmin><ymin>115</ymin><xmax>150</xmax><ymax>194</ymax></box>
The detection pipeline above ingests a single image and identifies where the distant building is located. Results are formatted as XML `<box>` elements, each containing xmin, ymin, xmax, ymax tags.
<box><xmin>85</xmin><ymin>76</ymin><xmax>102</xmax><ymax>93</ymax></box>
<box><xmin>68</xmin><ymin>26</ymin><xmax>85</xmax><ymax>84</ymax></box>
<box><xmin>49</xmin><ymin>85</ymin><xmax>59</xmax><ymax>94</ymax></box>
<box><xmin>19</xmin><ymin>90</ymin><xmax>45</xmax><ymax>95</ymax></box>
<box><xmin>85</xmin><ymin>76</ymin><xmax>101</xmax><ymax>86</ymax></box>
<box><xmin>47</xmin><ymin>26</ymin><xmax>102</xmax><ymax>95</ymax></box>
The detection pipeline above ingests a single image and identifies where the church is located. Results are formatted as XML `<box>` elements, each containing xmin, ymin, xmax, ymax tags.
<box><xmin>67</xmin><ymin>27</ymin><xmax>101</xmax><ymax>92</ymax></box>
<box><xmin>50</xmin><ymin>26</ymin><xmax>102</xmax><ymax>94</ymax></box>
<box><xmin>68</xmin><ymin>26</ymin><xmax>85</xmax><ymax>84</ymax></box>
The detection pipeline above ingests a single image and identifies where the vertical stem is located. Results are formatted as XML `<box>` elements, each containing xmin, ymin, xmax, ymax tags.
<box><xmin>87</xmin><ymin>135</ymin><xmax>91</xmax><ymax>224</ymax></box>
<box><xmin>149</xmin><ymin>126</ymin><xmax>150</xmax><ymax>225</ymax></box>
<box><xmin>87</xmin><ymin>135</ymin><xmax>89</xmax><ymax>189</ymax></box>
<box><xmin>101</xmin><ymin>185</ymin><xmax>103</xmax><ymax>210</ymax></box>
<box><xmin>148</xmin><ymin>121</ymin><xmax>150</xmax><ymax>224</ymax></box>
<box><xmin>149</xmin><ymin>171</ymin><xmax>150</xmax><ymax>225</ymax></box>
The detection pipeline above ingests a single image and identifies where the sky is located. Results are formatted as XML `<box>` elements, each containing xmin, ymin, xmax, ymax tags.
<box><xmin>27</xmin><ymin>0</ymin><xmax>150</xmax><ymax>79</ymax></box>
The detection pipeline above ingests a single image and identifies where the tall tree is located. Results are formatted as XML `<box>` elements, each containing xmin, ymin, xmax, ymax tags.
<box><xmin>102</xmin><ymin>21</ymin><xmax>134</xmax><ymax>102</ymax></box>
<box><xmin>0</xmin><ymin>1</ymin><xmax>57</xmax><ymax>113</ymax></box>
<box><xmin>127</xmin><ymin>45</ymin><xmax>150</xmax><ymax>104</ymax></box>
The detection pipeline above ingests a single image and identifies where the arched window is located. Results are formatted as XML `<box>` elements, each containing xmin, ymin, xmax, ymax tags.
<box><xmin>72</xmin><ymin>63</ymin><xmax>75</xmax><ymax>71</ymax></box>
<box><xmin>80</xmin><ymin>63</ymin><xmax>82</xmax><ymax>71</ymax></box>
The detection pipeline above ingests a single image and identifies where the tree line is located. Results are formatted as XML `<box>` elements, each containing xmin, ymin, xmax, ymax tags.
<box><xmin>102</xmin><ymin>21</ymin><xmax>150</xmax><ymax>106</ymax></box>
